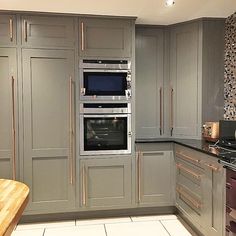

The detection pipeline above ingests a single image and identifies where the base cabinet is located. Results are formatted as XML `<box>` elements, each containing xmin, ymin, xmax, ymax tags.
<box><xmin>80</xmin><ymin>157</ymin><xmax>132</xmax><ymax>210</ymax></box>
<box><xmin>136</xmin><ymin>144</ymin><xmax>174</xmax><ymax>207</ymax></box>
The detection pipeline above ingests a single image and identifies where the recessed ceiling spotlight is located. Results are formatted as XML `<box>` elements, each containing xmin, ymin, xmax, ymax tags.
<box><xmin>166</xmin><ymin>0</ymin><xmax>175</xmax><ymax>6</ymax></box>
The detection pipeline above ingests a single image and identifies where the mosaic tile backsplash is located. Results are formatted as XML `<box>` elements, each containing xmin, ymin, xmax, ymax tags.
<box><xmin>224</xmin><ymin>12</ymin><xmax>236</xmax><ymax>120</ymax></box>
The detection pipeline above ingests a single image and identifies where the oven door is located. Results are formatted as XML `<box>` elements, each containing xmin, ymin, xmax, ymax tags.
<box><xmin>80</xmin><ymin>114</ymin><xmax>132</xmax><ymax>155</ymax></box>
<box><xmin>80</xmin><ymin>69</ymin><xmax>131</xmax><ymax>100</ymax></box>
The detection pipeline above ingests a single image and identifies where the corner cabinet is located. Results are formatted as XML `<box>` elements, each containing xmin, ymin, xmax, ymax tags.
<box><xmin>0</xmin><ymin>48</ymin><xmax>18</xmax><ymax>179</ymax></box>
<box><xmin>80</xmin><ymin>157</ymin><xmax>132</xmax><ymax>210</ymax></box>
<box><xmin>136</xmin><ymin>143</ymin><xmax>175</xmax><ymax>207</ymax></box>
<box><xmin>78</xmin><ymin>17</ymin><xmax>133</xmax><ymax>58</ymax></box>
<box><xmin>135</xmin><ymin>28</ymin><xmax>165</xmax><ymax>139</ymax></box>
<box><xmin>22</xmin><ymin>49</ymin><xmax>76</xmax><ymax>214</ymax></box>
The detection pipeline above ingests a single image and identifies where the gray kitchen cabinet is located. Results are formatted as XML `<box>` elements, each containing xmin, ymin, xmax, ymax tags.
<box><xmin>169</xmin><ymin>19</ymin><xmax>225</xmax><ymax>139</ymax></box>
<box><xmin>80</xmin><ymin>157</ymin><xmax>132</xmax><ymax>209</ymax></box>
<box><xmin>0</xmin><ymin>14</ymin><xmax>17</xmax><ymax>46</ymax></box>
<box><xmin>21</xmin><ymin>15</ymin><xmax>75</xmax><ymax>48</ymax></box>
<box><xmin>135</xmin><ymin>28</ymin><xmax>165</xmax><ymax>139</ymax></box>
<box><xmin>136</xmin><ymin>143</ymin><xmax>175</xmax><ymax>207</ymax></box>
<box><xmin>78</xmin><ymin>17</ymin><xmax>133</xmax><ymax>58</ymax></box>
<box><xmin>0</xmin><ymin>48</ymin><xmax>18</xmax><ymax>180</ymax></box>
<box><xmin>22</xmin><ymin>49</ymin><xmax>76</xmax><ymax>213</ymax></box>
<box><xmin>175</xmin><ymin>144</ymin><xmax>225</xmax><ymax>236</ymax></box>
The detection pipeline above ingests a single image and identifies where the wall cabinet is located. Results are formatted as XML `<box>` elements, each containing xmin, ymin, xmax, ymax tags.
<box><xmin>0</xmin><ymin>48</ymin><xmax>18</xmax><ymax>180</ymax></box>
<box><xmin>175</xmin><ymin>144</ymin><xmax>225</xmax><ymax>236</ymax></box>
<box><xmin>79</xmin><ymin>17</ymin><xmax>133</xmax><ymax>58</ymax></box>
<box><xmin>0</xmin><ymin>14</ymin><xmax>17</xmax><ymax>46</ymax></box>
<box><xmin>22</xmin><ymin>49</ymin><xmax>75</xmax><ymax>213</ymax></box>
<box><xmin>136</xmin><ymin>143</ymin><xmax>174</xmax><ymax>207</ymax></box>
<box><xmin>80</xmin><ymin>157</ymin><xmax>132</xmax><ymax>210</ymax></box>
<box><xmin>21</xmin><ymin>15</ymin><xmax>75</xmax><ymax>48</ymax></box>
<box><xmin>135</xmin><ymin>28</ymin><xmax>165</xmax><ymax>139</ymax></box>
<box><xmin>169</xmin><ymin>20</ymin><xmax>225</xmax><ymax>139</ymax></box>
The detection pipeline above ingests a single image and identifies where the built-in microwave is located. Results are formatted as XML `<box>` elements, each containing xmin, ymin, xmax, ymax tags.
<box><xmin>80</xmin><ymin>103</ymin><xmax>132</xmax><ymax>155</ymax></box>
<box><xmin>79</xmin><ymin>60</ymin><xmax>131</xmax><ymax>100</ymax></box>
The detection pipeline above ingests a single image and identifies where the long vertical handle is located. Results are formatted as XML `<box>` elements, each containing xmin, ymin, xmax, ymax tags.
<box><xmin>81</xmin><ymin>22</ymin><xmax>84</xmax><ymax>51</ymax></box>
<box><xmin>138</xmin><ymin>151</ymin><xmax>141</xmax><ymax>203</ymax></box>
<box><xmin>69</xmin><ymin>76</ymin><xmax>74</xmax><ymax>185</ymax></box>
<box><xmin>23</xmin><ymin>20</ymin><xmax>27</xmax><ymax>42</ymax></box>
<box><xmin>11</xmin><ymin>76</ymin><xmax>16</xmax><ymax>180</ymax></box>
<box><xmin>170</xmin><ymin>87</ymin><xmax>174</xmax><ymax>136</ymax></box>
<box><xmin>159</xmin><ymin>87</ymin><xmax>163</xmax><ymax>136</ymax></box>
<box><xmin>9</xmin><ymin>18</ymin><xmax>13</xmax><ymax>42</ymax></box>
<box><xmin>82</xmin><ymin>165</ymin><xmax>86</xmax><ymax>206</ymax></box>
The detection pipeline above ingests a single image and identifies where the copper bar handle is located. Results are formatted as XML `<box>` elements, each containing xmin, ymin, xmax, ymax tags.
<box><xmin>81</xmin><ymin>22</ymin><xmax>84</xmax><ymax>51</ymax></box>
<box><xmin>137</xmin><ymin>151</ymin><xmax>141</xmax><ymax>203</ymax></box>
<box><xmin>159</xmin><ymin>87</ymin><xmax>163</xmax><ymax>136</ymax></box>
<box><xmin>176</xmin><ymin>163</ymin><xmax>201</xmax><ymax>180</ymax></box>
<box><xmin>204</xmin><ymin>163</ymin><xmax>219</xmax><ymax>172</ymax></box>
<box><xmin>170</xmin><ymin>87</ymin><xmax>174</xmax><ymax>136</ymax></box>
<box><xmin>82</xmin><ymin>165</ymin><xmax>86</xmax><ymax>206</ymax></box>
<box><xmin>9</xmin><ymin>18</ymin><xmax>13</xmax><ymax>41</ymax></box>
<box><xmin>176</xmin><ymin>151</ymin><xmax>201</xmax><ymax>164</ymax></box>
<box><xmin>176</xmin><ymin>187</ymin><xmax>201</xmax><ymax>209</ymax></box>
<box><xmin>11</xmin><ymin>76</ymin><xmax>16</xmax><ymax>180</ymax></box>
<box><xmin>23</xmin><ymin>20</ymin><xmax>27</xmax><ymax>42</ymax></box>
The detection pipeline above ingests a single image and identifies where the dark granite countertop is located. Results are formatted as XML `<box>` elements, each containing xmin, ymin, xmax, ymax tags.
<box><xmin>135</xmin><ymin>138</ymin><xmax>234</xmax><ymax>160</ymax></box>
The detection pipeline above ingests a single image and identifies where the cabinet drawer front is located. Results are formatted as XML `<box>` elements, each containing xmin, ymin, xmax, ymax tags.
<box><xmin>0</xmin><ymin>15</ymin><xmax>16</xmax><ymax>46</ymax></box>
<box><xmin>21</xmin><ymin>15</ymin><xmax>75</xmax><ymax>47</ymax></box>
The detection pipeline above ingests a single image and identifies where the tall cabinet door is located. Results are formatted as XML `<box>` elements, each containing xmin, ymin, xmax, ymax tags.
<box><xmin>22</xmin><ymin>49</ymin><xmax>75</xmax><ymax>213</ymax></box>
<box><xmin>0</xmin><ymin>48</ymin><xmax>18</xmax><ymax>179</ymax></box>
<box><xmin>135</xmin><ymin>28</ymin><xmax>164</xmax><ymax>139</ymax></box>
<box><xmin>170</xmin><ymin>22</ymin><xmax>200</xmax><ymax>138</ymax></box>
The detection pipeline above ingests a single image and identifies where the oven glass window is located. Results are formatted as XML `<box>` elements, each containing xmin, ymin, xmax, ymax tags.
<box><xmin>84</xmin><ymin>117</ymin><xmax>127</xmax><ymax>150</ymax></box>
<box><xmin>84</xmin><ymin>72</ymin><xmax>127</xmax><ymax>96</ymax></box>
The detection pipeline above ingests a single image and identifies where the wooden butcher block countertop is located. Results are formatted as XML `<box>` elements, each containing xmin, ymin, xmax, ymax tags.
<box><xmin>0</xmin><ymin>179</ymin><xmax>29</xmax><ymax>236</ymax></box>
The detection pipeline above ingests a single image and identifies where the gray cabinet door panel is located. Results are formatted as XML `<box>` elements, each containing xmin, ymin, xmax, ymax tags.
<box><xmin>79</xmin><ymin>18</ymin><xmax>132</xmax><ymax>57</ymax></box>
<box><xmin>22</xmin><ymin>49</ymin><xmax>75</xmax><ymax>212</ymax></box>
<box><xmin>80</xmin><ymin>157</ymin><xmax>132</xmax><ymax>209</ymax></box>
<box><xmin>137</xmin><ymin>150</ymin><xmax>174</xmax><ymax>206</ymax></box>
<box><xmin>0</xmin><ymin>48</ymin><xmax>18</xmax><ymax>179</ymax></box>
<box><xmin>135</xmin><ymin>29</ymin><xmax>164</xmax><ymax>139</ymax></box>
<box><xmin>21</xmin><ymin>16</ymin><xmax>75</xmax><ymax>48</ymax></box>
<box><xmin>170</xmin><ymin>23</ymin><xmax>199</xmax><ymax>137</ymax></box>
<box><xmin>0</xmin><ymin>15</ymin><xmax>16</xmax><ymax>46</ymax></box>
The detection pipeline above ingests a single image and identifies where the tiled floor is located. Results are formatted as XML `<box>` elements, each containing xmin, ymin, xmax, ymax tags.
<box><xmin>13</xmin><ymin>215</ymin><xmax>194</xmax><ymax>236</ymax></box>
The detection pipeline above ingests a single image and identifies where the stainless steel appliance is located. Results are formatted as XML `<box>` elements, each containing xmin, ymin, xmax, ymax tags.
<box><xmin>219</xmin><ymin>120</ymin><xmax>236</xmax><ymax>149</ymax></box>
<box><xmin>202</xmin><ymin>122</ymin><xmax>219</xmax><ymax>142</ymax></box>
<box><xmin>219</xmin><ymin>155</ymin><xmax>236</xmax><ymax>236</ymax></box>
<box><xmin>79</xmin><ymin>60</ymin><xmax>132</xmax><ymax>100</ymax></box>
<box><xmin>80</xmin><ymin>103</ymin><xmax>132</xmax><ymax>155</ymax></box>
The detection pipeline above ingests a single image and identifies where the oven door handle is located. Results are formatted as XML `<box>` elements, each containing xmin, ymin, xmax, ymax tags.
<box><xmin>82</xmin><ymin>69</ymin><xmax>130</xmax><ymax>73</ymax></box>
<box><xmin>219</xmin><ymin>160</ymin><xmax>236</xmax><ymax>171</ymax></box>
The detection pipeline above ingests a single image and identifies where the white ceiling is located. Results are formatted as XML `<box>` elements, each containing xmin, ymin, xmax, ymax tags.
<box><xmin>0</xmin><ymin>0</ymin><xmax>235</xmax><ymax>25</ymax></box>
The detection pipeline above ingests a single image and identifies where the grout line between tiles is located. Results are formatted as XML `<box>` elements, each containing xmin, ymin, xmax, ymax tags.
<box><xmin>159</xmin><ymin>220</ymin><xmax>172</xmax><ymax>236</ymax></box>
<box><xmin>104</xmin><ymin>224</ymin><xmax>108</xmax><ymax>236</ymax></box>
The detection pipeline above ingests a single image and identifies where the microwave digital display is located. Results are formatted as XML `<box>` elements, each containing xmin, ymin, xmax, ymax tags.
<box><xmin>84</xmin><ymin>72</ymin><xmax>127</xmax><ymax>96</ymax></box>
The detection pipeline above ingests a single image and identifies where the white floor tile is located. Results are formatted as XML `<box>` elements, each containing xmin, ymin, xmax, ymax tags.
<box><xmin>16</xmin><ymin>220</ymin><xmax>75</xmax><ymax>230</ymax></box>
<box><xmin>105</xmin><ymin>221</ymin><xmax>170</xmax><ymax>236</ymax></box>
<box><xmin>44</xmin><ymin>225</ymin><xmax>106</xmax><ymax>236</ymax></box>
<box><xmin>12</xmin><ymin>228</ymin><xmax>44</xmax><ymax>236</ymax></box>
<box><xmin>161</xmin><ymin>219</ymin><xmax>192</xmax><ymax>236</ymax></box>
<box><xmin>76</xmin><ymin>217</ymin><xmax>131</xmax><ymax>226</ymax></box>
<box><xmin>131</xmin><ymin>214</ymin><xmax>178</xmax><ymax>222</ymax></box>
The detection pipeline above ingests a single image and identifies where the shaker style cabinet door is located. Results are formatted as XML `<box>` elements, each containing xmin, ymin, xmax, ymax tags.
<box><xmin>79</xmin><ymin>17</ymin><xmax>132</xmax><ymax>58</ymax></box>
<box><xmin>136</xmin><ymin>150</ymin><xmax>174</xmax><ymax>206</ymax></box>
<box><xmin>135</xmin><ymin>28</ymin><xmax>164</xmax><ymax>139</ymax></box>
<box><xmin>0</xmin><ymin>48</ymin><xmax>18</xmax><ymax>180</ymax></box>
<box><xmin>0</xmin><ymin>15</ymin><xmax>17</xmax><ymax>46</ymax></box>
<box><xmin>21</xmin><ymin>15</ymin><xmax>75</xmax><ymax>48</ymax></box>
<box><xmin>80</xmin><ymin>157</ymin><xmax>132</xmax><ymax>209</ymax></box>
<box><xmin>169</xmin><ymin>22</ymin><xmax>200</xmax><ymax>138</ymax></box>
<box><xmin>22</xmin><ymin>49</ymin><xmax>75</xmax><ymax>213</ymax></box>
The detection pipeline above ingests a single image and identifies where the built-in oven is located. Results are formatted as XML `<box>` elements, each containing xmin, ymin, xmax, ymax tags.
<box><xmin>80</xmin><ymin>103</ymin><xmax>132</xmax><ymax>155</ymax></box>
<box><xmin>79</xmin><ymin>60</ymin><xmax>131</xmax><ymax>100</ymax></box>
